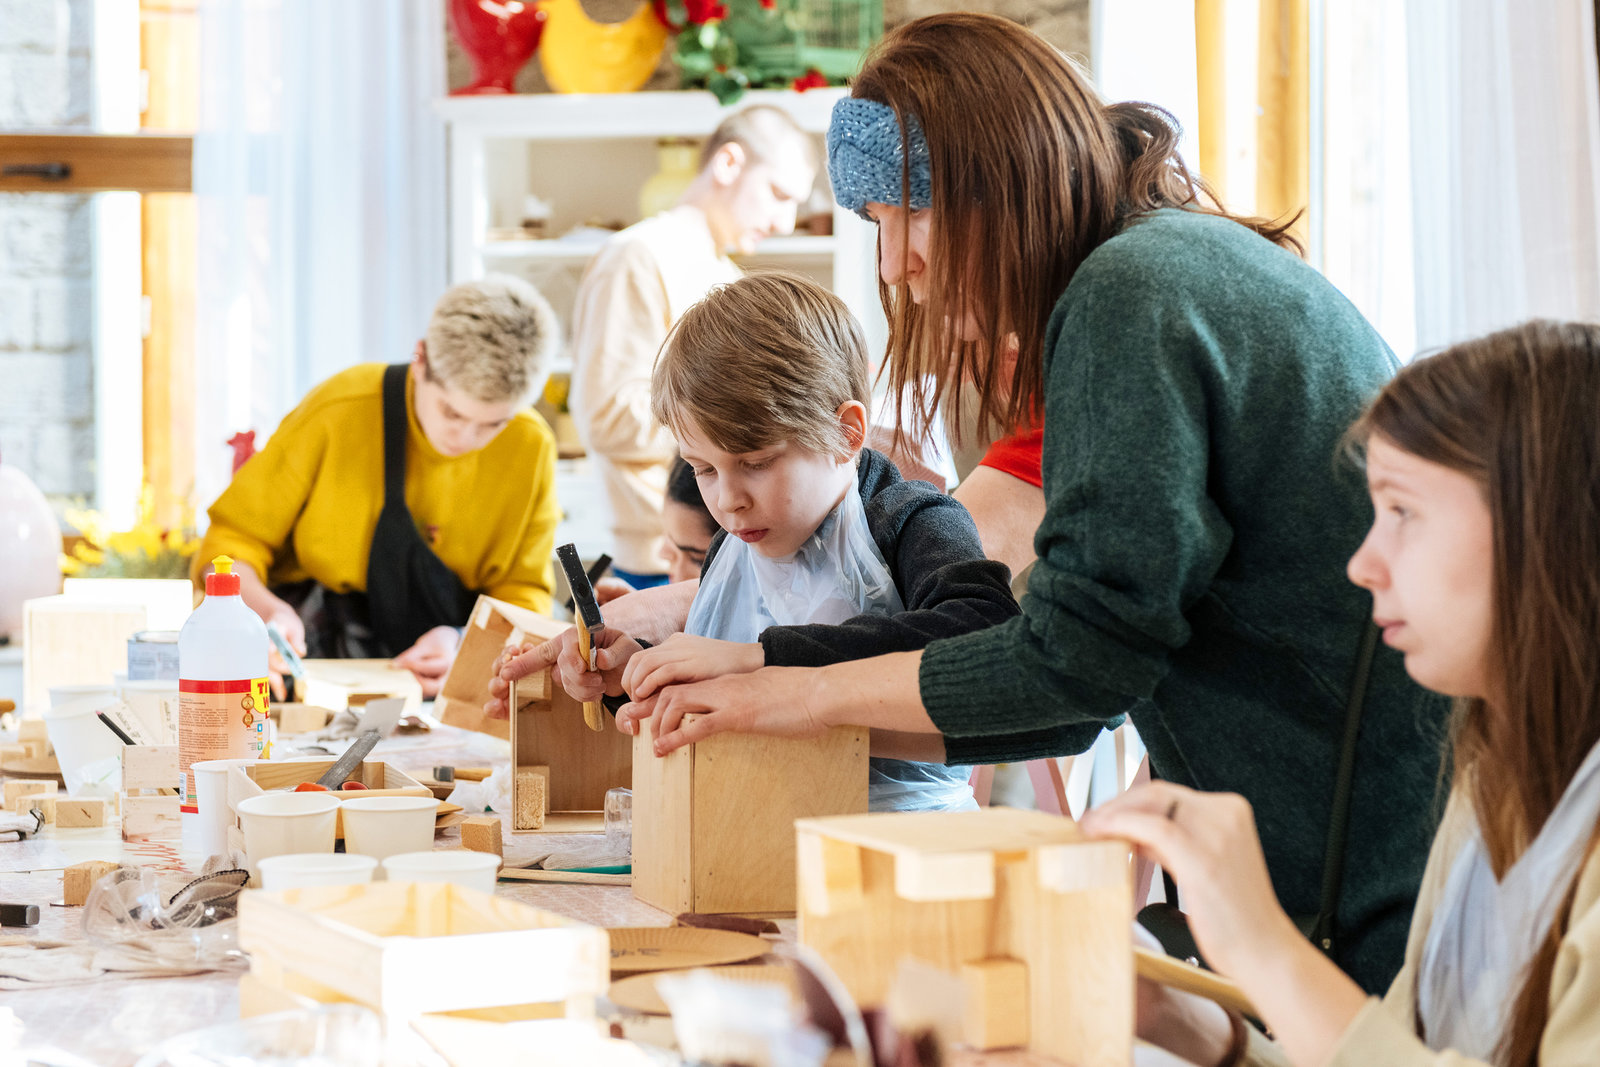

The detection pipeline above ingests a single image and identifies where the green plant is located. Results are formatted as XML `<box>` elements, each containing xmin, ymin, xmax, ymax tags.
<box><xmin>661</xmin><ymin>0</ymin><xmax>876</xmax><ymax>104</ymax></box>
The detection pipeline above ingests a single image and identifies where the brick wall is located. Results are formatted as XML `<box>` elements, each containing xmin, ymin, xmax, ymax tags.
<box><xmin>0</xmin><ymin>0</ymin><xmax>96</xmax><ymax>500</ymax></box>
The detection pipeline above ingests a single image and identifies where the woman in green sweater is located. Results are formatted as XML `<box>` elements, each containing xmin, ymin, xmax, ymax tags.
<box><xmin>617</xmin><ymin>13</ymin><xmax>1448</xmax><ymax>995</ymax></box>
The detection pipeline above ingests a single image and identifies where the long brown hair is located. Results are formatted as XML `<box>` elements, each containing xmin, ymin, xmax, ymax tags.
<box><xmin>1348</xmin><ymin>320</ymin><xmax>1600</xmax><ymax>1066</ymax></box>
<box><xmin>852</xmin><ymin>12</ymin><xmax>1302</xmax><ymax>445</ymax></box>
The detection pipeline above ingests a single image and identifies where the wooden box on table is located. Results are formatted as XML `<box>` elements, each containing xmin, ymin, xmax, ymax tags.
<box><xmin>237</xmin><ymin>882</ymin><xmax>609</xmax><ymax>1022</ymax></box>
<box><xmin>632</xmin><ymin>716</ymin><xmax>869</xmax><ymax>916</ymax></box>
<box><xmin>227</xmin><ymin>758</ymin><xmax>431</xmax><ymax>839</ymax></box>
<box><xmin>434</xmin><ymin>596</ymin><xmax>631</xmax><ymax>831</ymax></box>
<box><xmin>795</xmin><ymin>808</ymin><xmax>1134</xmax><ymax>1064</ymax></box>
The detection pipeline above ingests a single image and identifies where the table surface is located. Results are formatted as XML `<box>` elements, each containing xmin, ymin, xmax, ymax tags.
<box><xmin>0</xmin><ymin>721</ymin><xmax>1146</xmax><ymax>1067</ymax></box>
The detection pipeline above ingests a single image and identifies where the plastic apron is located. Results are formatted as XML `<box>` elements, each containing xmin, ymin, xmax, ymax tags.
<box><xmin>685</xmin><ymin>481</ymin><xmax>975</xmax><ymax>812</ymax></box>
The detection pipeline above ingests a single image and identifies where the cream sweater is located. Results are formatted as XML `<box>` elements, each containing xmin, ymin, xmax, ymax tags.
<box><xmin>567</xmin><ymin>206</ymin><xmax>740</xmax><ymax>573</ymax></box>
<box><xmin>1243</xmin><ymin>785</ymin><xmax>1600</xmax><ymax>1065</ymax></box>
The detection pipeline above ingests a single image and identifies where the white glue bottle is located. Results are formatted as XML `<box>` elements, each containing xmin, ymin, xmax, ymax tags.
<box><xmin>178</xmin><ymin>555</ymin><xmax>271</xmax><ymax>846</ymax></box>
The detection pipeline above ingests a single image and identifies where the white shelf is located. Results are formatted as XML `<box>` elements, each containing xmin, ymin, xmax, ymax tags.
<box><xmin>436</xmin><ymin>88</ymin><xmax>849</xmax><ymax>139</ymax></box>
<box><xmin>481</xmin><ymin>234</ymin><xmax>838</xmax><ymax>265</ymax></box>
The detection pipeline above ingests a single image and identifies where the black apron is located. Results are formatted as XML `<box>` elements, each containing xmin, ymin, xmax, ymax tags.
<box><xmin>276</xmin><ymin>364</ymin><xmax>478</xmax><ymax>658</ymax></box>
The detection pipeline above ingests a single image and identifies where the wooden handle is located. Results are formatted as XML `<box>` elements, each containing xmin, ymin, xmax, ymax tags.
<box><xmin>575</xmin><ymin>626</ymin><xmax>603</xmax><ymax>731</ymax></box>
<box><xmin>1134</xmin><ymin>946</ymin><xmax>1257</xmax><ymax>1018</ymax></box>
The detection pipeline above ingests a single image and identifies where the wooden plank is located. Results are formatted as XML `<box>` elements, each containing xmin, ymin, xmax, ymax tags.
<box><xmin>121</xmin><ymin>793</ymin><xmax>181</xmax><ymax>841</ymax></box>
<box><xmin>796</xmin><ymin>831</ymin><xmax>862</xmax><ymax>917</ymax></box>
<box><xmin>121</xmin><ymin>744</ymin><xmax>179</xmax><ymax>791</ymax></box>
<box><xmin>794</xmin><ymin>808</ymin><xmax>1085</xmax><ymax>856</ymax></box>
<box><xmin>435</xmin><ymin>595</ymin><xmax>566</xmax><ymax>737</ymax></box>
<box><xmin>961</xmin><ymin>958</ymin><xmax>1029</xmax><ymax>1050</ymax></box>
<box><xmin>630</xmin><ymin>719</ymin><xmax>694</xmax><ymax>915</ymax></box>
<box><xmin>1134</xmin><ymin>947</ymin><xmax>1256</xmax><ymax>1018</ymax></box>
<box><xmin>513</xmin><ymin>683</ymin><xmax>631</xmax><ymax>814</ymax></box>
<box><xmin>497</xmin><ymin>868</ymin><xmax>632</xmax><ymax>886</ymax></box>
<box><xmin>301</xmin><ymin>660</ymin><xmax>422</xmax><ymax>716</ymax></box>
<box><xmin>690</xmin><ymin>724</ymin><xmax>869</xmax><ymax>914</ymax></box>
<box><xmin>0</xmin><ymin>133</ymin><xmax>192</xmax><ymax>193</ymax></box>
<box><xmin>22</xmin><ymin>597</ymin><xmax>148</xmax><ymax>715</ymax></box>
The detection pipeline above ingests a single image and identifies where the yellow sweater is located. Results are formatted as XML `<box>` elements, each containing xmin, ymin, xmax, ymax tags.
<box><xmin>195</xmin><ymin>363</ymin><xmax>560</xmax><ymax>615</ymax></box>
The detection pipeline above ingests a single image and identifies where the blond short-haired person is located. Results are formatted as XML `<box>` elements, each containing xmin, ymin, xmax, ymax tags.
<box><xmin>195</xmin><ymin>275</ymin><xmax>563</xmax><ymax>697</ymax></box>
<box><xmin>568</xmin><ymin>105</ymin><xmax>819</xmax><ymax>587</ymax></box>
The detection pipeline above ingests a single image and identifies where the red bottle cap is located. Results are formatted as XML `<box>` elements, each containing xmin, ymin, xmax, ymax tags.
<box><xmin>205</xmin><ymin>555</ymin><xmax>241</xmax><ymax>596</ymax></box>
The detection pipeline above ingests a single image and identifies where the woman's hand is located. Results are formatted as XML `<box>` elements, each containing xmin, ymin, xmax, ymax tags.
<box><xmin>616</xmin><ymin>667</ymin><xmax>830</xmax><ymax>754</ymax></box>
<box><xmin>261</xmin><ymin>602</ymin><xmax>306</xmax><ymax>701</ymax></box>
<box><xmin>593</xmin><ymin>576</ymin><xmax>634</xmax><ymax>605</ymax></box>
<box><xmin>621</xmin><ymin>634</ymin><xmax>764</xmax><ymax>700</ymax></box>
<box><xmin>1129</xmin><ymin>924</ymin><xmax>1239</xmax><ymax>1066</ymax></box>
<box><xmin>392</xmin><ymin>625</ymin><xmax>461</xmax><ymax>698</ymax></box>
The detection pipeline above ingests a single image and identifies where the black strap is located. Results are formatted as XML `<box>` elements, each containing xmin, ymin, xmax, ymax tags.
<box><xmin>1303</xmin><ymin>619</ymin><xmax>1382</xmax><ymax>954</ymax></box>
<box><xmin>380</xmin><ymin>362</ymin><xmax>408</xmax><ymax>506</ymax></box>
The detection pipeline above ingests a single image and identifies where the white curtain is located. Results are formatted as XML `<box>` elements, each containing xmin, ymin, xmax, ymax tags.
<box><xmin>192</xmin><ymin>0</ymin><xmax>447</xmax><ymax>512</ymax></box>
<box><xmin>1404</xmin><ymin>0</ymin><xmax>1600</xmax><ymax>351</ymax></box>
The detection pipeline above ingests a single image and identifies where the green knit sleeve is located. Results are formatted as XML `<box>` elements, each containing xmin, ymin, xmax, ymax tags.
<box><xmin>920</xmin><ymin>244</ymin><xmax>1234</xmax><ymax>745</ymax></box>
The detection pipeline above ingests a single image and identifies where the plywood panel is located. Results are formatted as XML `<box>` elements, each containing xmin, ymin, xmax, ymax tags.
<box><xmin>631</xmin><ymin>719</ymin><xmax>694</xmax><ymax>915</ymax></box>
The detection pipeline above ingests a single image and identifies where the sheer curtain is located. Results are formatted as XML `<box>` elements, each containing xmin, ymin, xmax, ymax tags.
<box><xmin>192</xmin><ymin>0</ymin><xmax>447</xmax><ymax>511</ymax></box>
<box><xmin>1404</xmin><ymin>0</ymin><xmax>1600</xmax><ymax>352</ymax></box>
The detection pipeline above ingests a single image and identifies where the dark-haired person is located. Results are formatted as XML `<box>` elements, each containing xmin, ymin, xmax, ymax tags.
<box><xmin>594</xmin><ymin>456</ymin><xmax>721</xmax><ymax>603</ymax></box>
<box><xmin>569</xmin><ymin>105</ymin><xmax>817</xmax><ymax>589</ymax></box>
<box><xmin>195</xmin><ymin>275</ymin><xmax>562</xmax><ymax>697</ymax></box>
<box><xmin>611</xmin><ymin>13</ymin><xmax>1448</xmax><ymax>995</ymax></box>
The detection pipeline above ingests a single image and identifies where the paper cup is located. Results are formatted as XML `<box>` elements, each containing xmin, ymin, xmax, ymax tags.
<box><xmin>382</xmin><ymin>850</ymin><xmax>501</xmax><ymax>895</ymax></box>
<box><xmin>189</xmin><ymin>758</ymin><xmax>262</xmax><ymax>859</ymax></box>
<box><xmin>44</xmin><ymin>685</ymin><xmax>122</xmax><ymax>795</ymax></box>
<box><xmin>236</xmin><ymin>792</ymin><xmax>341</xmax><ymax>886</ymax></box>
<box><xmin>339</xmin><ymin>796</ymin><xmax>438</xmax><ymax>864</ymax></box>
<box><xmin>258</xmin><ymin>853</ymin><xmax>379</xmax><ymax>890</ymax></box>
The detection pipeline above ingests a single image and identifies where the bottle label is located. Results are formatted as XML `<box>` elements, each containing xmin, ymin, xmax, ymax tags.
<box><xmin>178</xmin><ymin>678</ymin><xmax>270</xmax><ymax>813</ymax></box>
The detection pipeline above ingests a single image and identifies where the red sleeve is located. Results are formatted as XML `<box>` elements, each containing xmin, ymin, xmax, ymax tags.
<box><xmin>977</xmin><ymin>424</ymin><xmax>1044</xmax><ymax>488</ymax></box>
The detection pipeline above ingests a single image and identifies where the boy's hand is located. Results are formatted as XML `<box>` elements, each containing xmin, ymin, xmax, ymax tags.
<box><xmin>621</xmin><ymin>634</ymin><xmax>764</xmax><ymax>701</ymax></box>
<box><xmin>484</xmin><ymin>628</ymin><xmax>642</xmax><ymax>718</ymax></box>
<box><xmin>393</xmin><ymin>625</ymin><xmax>461</xmax><ymax>698</ymax></box>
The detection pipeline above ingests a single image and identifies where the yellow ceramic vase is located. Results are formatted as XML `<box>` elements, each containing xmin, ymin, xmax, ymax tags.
<box><xmin>538</xmin><ymin>0</ymin><xmax>668</xmax><ymax>94</ymax></box>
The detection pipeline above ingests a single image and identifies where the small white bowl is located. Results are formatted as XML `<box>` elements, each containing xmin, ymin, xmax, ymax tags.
<box><xmin>382</xmin><ymin>850</ymin><xmax>501</xmax><ymax>895</ymax></box>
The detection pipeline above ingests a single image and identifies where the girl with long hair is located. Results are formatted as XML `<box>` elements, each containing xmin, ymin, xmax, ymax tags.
<box><xmin>1086</xmin><ymin>319</ymin><xmax>1600</xmax><ymax>1066</ymax></box>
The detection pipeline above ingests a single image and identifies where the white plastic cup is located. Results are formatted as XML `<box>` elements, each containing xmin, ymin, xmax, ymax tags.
<box><xmin>44</xmin><ymin>685</ymin><xmax>122</xmax><ymax>795</ymax></box>
<box><xmin>382</xmin><ymin>850</ymin><xmax>501</xmax><ymax>895</ymax></box>
<box><xmin>188</xmin><ymin>757</ymin><xmax>260</xmax><ymax>859</ymax></box>
<box><xmin>258</xmin><ymin>853</ymin><xmax>379</xmax><ymax>890</ymax></box>
<box><xmin>236</xmin><ymin>791</ymin><xmax>341</xmax><ymax>886</ymax></box>
<box><xmin>339</xmin><ymin>796</ymin><xmax>438</xmax><ymax>864</ymax></box>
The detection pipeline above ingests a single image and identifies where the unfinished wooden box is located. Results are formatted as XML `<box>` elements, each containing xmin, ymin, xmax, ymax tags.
<box><xmin>227</xmin><ymin>758</ymin><xmax>431</xmax><ymax>839</ymax></box>
<box><xmin>633</xmin><ymin>716</ymin><xmax>869</xmax><ymax>916</ymax></box>
<box><xmin>238</xmin><ymin>882</ymin><xmax>609</xmax><ymax>1021</ymax></box>
<box><xmin>435</xmin><ymin>596</ymin><xmax>631</xmax><ymax>824</ymax></box>
<box><xmin>795</xmin><ymin>809</ymin><xmax>1134</xmax><ymax>1065</ymax></box>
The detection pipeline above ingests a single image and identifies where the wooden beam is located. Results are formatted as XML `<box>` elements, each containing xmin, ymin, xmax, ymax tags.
<box><xmin>0</xmin><ymin>134</ymin><xmax>192</xmax><ymax>193</ymax></box>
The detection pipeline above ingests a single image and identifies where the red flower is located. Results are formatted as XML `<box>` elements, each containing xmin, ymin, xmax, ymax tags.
<box><xmin>683</xmin><ymin>0</ymin><xmax>726</xmax><ymax>20</ymax></box>
<box><xmin>792</xmin><ymin>68</ymin><xmax>828</xmax><ymax>92</ymax></box>
<box><xmin>758</xmin><ymin>0</ymin><xmax>775</xmax><ymax>8</ymax></box>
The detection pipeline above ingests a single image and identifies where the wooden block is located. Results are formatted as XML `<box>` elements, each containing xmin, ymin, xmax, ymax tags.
<box><xmin>962</xmin><ymin>958</ymin><xmax>1029</xmax><ymax>1050</ymax></box>
<box><xmin>9</xmin><ymin>793</ymin><xmax>56</xmax><ymax>823</ymax></box>
<box><xmin>3</xmin><ymin>779</ymin><xmax>56</xmax><ymax>806</ymax></box>
<box><xmin>121</xmin><ymin>744</ymin><xmax>179</xmax><ymax>791</ymax></box>
<box><xmin>18</xmin><ymin>718</ymin><xmax>48</xmax><ymax>746</ymax></box>
<box><xmin>275</xmin><ymin>703</ymin><xmax>335</xmax><ymax>734</ymax></box>
<box><xmin>55</xmin><ymin>796</ymin><xmax>109</xmax><ymax>828</ymax></box>
<box><xmin>19</xmin><ymin>739</ymin><xmax>46</xmax><ymax>760</ymax></box>
<box><xmin>0</xmin><ymin>743</ymin><xmax>27</xmax><ymax>764</ymax></box>
<box><xmin>122</xmin><ymin>793</ymin><xmax>181</xmax><ymax>841</ymax></box>
<box><xmin>63</xmin><ymin>860</ymin><xmax>120</xmax><ymax>906</ymax></box>
<box><xmin>513</xmin><ymin>770</ymin><xmax>546</xmax><ymax>830</ymax></box>
<box><xmin>516</xmin><ymin>764</ymin><xmax>550</xmax><ymax>818</ymax></box>
<box><xmin>461</xmin><ymin>815</ymin><xmax>504</xmax><ymax>858</ymax></box>
<box><xmin>454</xmin><ymin>767</ymin><xmax>492</xmax><ymax>782</ymax></box>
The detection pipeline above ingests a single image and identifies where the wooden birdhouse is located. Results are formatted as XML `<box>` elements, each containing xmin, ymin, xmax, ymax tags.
<box><xmin>435</xmin><ymin>596</ymin><xmax>631</xmax><ymax>829</ymax></box>
<box><xmin>795</xmin><ymin>808</ymin><xmax>1134</xmax><ymax>1064</ymax></box>
<box><xmin>632</xmin><ymin>716</ymin><xmax>869</xmax><ymax>916</ymax></box>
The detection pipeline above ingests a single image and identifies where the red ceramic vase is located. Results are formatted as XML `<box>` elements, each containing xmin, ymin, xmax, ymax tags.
<box><xmin>450</xmin><ymin>0</ymin><xmax>548</xmax><ymax>95</ymax></box>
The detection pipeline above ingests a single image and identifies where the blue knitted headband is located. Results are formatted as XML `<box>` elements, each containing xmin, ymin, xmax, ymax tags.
<box><xmin>827</xmin><ymin>97</ymin><xmax>932</xmax><ymax>220</ymax></box>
